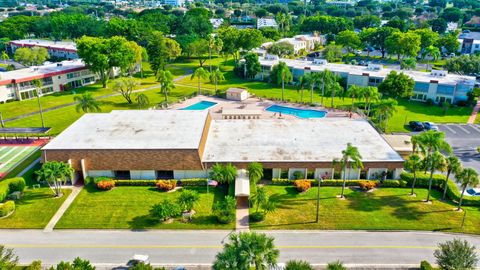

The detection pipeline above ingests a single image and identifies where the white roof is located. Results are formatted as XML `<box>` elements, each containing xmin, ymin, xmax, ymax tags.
<box><xmin>259</xmin><ymin>57</ymin><xmax>476</xmax><ymax>86</ymax></box>
<box><xmin>203</xmin><ymin>118</ymin><xmax>403</xmax><ymax>163</ymax></box>
<box><xmin>10</xmin><ymin>39</ymin><xmax>77</xmax><ymax>51</ymax></box>
<box><xmin>42</xmin><ymin>110</ymin><xmax>209</xmax><ymax>150</ymax></box>
<box><xmin>0</xmin><ymin>60</ymin><xmax>86</xmax><ymax>84</ymax></box>
<box><xmin>235</xmin><ymin>169</ymin><xmax>250</xmax><ymax>196</ymax></box>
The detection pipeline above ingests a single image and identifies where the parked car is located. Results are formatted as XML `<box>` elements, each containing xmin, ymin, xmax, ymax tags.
<box><xmin>409</xmin><ymin>121</ymin><xmax>425</xmax><ymax>131</ymax></box>
<box><xmin>467</xmin><ymin>188</ymin><xmax>480</xmax><ymax>196</ymax></box>
<box><xmin>423</xmin><ymin>122</ymin><xmax>439</xmax><ymax>131</ymax></box>
<box><xmin>127</xmin><ymin>254</ymin><xmax>149</xmax><ymax>268</ymax></box>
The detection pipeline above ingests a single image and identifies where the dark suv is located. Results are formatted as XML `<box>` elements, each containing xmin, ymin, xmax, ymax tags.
<box><xmin>409</xmin><ymin>121</ymin><xmax>425</xmax><ymax>131</ymax></box>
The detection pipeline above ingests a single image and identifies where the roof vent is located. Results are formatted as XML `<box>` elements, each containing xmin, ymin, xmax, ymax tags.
<box><xmin>313</xmin><ymin>58</ymin><xmax>328</xmax><ymax>65</ymax></box>
<box><xmin>431</xmin><ymin>70</ymin><xmax>447</xmax><ymax>77</ymax></box>
<box><xmin>367</xmin><ymin>64</ymin><xmax>383</xmax><ymax>71</ymax></box>
<box><xmin>57</xmin><ymin>63</ymin><xmax>63</xmax><ymax>67</ymax></box>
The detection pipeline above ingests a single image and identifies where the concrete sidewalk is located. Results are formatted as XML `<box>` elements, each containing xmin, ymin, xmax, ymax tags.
<box><xmin>235</xmin><ymin>197</ymin><xmax>249</xmax><ymax>231</ymax></box>
<box><xmin>43</xmin><ymin>186</ymin><xmax>83</xmax><ymax>232</ymax></box>
<box><xmin>468</xmin><ymin>101</ymin><xmax>480</xmax><ymax>124</ymax></box>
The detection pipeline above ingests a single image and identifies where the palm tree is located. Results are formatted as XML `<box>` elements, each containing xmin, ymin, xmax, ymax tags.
<box><xmin>1</xmin><ymin>51</ymin><xmax>8</xmax><ymax>65</ymax></box>
<box><xmin>190</xmin><ymin>67</ymin><xmax>210</xmax><ymax>95</ymax></box>
<box><xmin>423</xmin><ymin>45</ymin><xmax>441</xmax><ymax>71</ymax></box>
<box><xmin>417</xmin><ymin>130</ymin><xmax>452</xmax><ymax>174</ymax></box>
<box><xmin>247</xmin><ymin>162</ymin><xmax>263</xmax><ymax>185</ymax></box>
<box><xmin>252</xmin><ymin>186</ymin><xmax>268</xmax><ymax>213</ymax></box>
<box><xmin>347</xmin><ymin>85</ymin><xmax>363</xmax><ymax>111</ymax></box>
<box><xmin>455</xmin><ymin>168</ymin><xmax>479</xmax><ymax>211</ymax></box>
<box><xmin>213</xmin><ymin>232</ymin><xmax>279</xmax><ymax>270</ymax></box>
<box><xmin>209</xmin><ymin>68</ymin><xmax>225</xmax><ymax>94</ymax></box>
<box><xmin>442</xmin><ymin>155</ymin><xmax>462</xmax><ymax>200</ymax></box>
<box><xmin>32</xmin><ymin>79</ymin><xmax>45</xmax><ymax>128</ymax></box>
<box><xmin>304</xmin><ymin>72</ymin><xmax>321</xmax><ymax>105</ymax></box>
<box><xmin>73</xmin><ymin>92</ymin><xmax>101</xmax><ymax>113</ymax></box>
<box><xmin>157</xmin><ymin>70</ymin><xmax>175</xmax><ymax>102</ymax></box>
<box><xmin>405</xmin><ymin>154</ymin><xmax>423</xmax><ymax>196</ymax></box>
<box><xmin>360</xmin><ymin>86</ymin><xmax>380</xmax><ymax>117</ymax></box>
<box><xmin>209</xmin><ymin>163</ymin><xmax>237</xmax><ymax>189</ymax></box>
<box><xmin>318</xmin><ymin>70</ymin><xmax>333</xmax><ymax>106</ymax></box>
<box><xmin>336</xmin><ymin>143</ymin><xmax>363</xmax><ymax>198</ymax></box>
<box><xmin>411</xmin><ymin>134</ymin><xmax>421</xmax><ymax>154</ymax></box>
<box><xmin>424</xmin><ymin>151</ymin><xmax>446</xmax><ymax>203</ymax></box>
<box><xmin>373</xmin><ymin>98</ymin><xmax>397</xmax><ymax>132</ymax></box>
<box><xmin>329</xmin><ymin>82</ymin><xmax>343</xmax><ymax>108</ymax></box>
<box><xmin>297</xmin><ymin>75</ymin><xmax>308</xmax><ymax>103</ymax></box>
<box><xmin>135</xmin><ymin>93</ymin><xmax>150</xmax><ymax>108</ymax></box>
<box><xmin>35</xmin><ymin>161</ymin><xmax>74</xmax><ymax>197</ymax></box>
<box><xmin>208</xmin><ymin>35</ymin><xmax>223</xmax><ymax>72</ymax></box>
<box><xmin>276</xmin><ymin>62</ymin><xmax>292</xmax><ymax>102</ymax></box>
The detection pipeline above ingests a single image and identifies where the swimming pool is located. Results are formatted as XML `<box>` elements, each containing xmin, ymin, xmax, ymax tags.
<box><xmin>180</xmin><ymin>101</ymin><xmax>217</xmax><ymax>110</ymax></box>
<box><xmin>266</xmin><ymin>105</ymin><xmax>327</xmax><ymax>119</ymax></box>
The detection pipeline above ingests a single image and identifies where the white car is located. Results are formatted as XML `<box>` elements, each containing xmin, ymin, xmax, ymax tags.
<box><xmin>467</xmin><ymin>188</ymin><xmax>480</xmax><ymax>196</ymax></box>
<box><xmin>423</xmin><ymin>122</ymin><xmax>439</xmax><ymax>131</ymax></box>
<box><xmin>127</xmin><ymin>254</ymin><xmax>149</xmax><ymax>267</ymax></box>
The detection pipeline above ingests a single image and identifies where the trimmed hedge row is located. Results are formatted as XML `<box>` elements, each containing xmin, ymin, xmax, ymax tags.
<box><xmin>0</xmin><ymin>200</ymin><xmax>15</xmax><ymax>217</ymax></box>
<box><xmin>114</xmin><ymin>180</ymin><xmax>157</xmax><ymax>186</ymax></box>
<box><xmin>0</xmin><ymin>177</ymin><xmax>26</xmax><ymax>202</ymax></box>
<box><xmin>272</xmin><ymin>178</ymin><xmax>407</xmax><ymax>188</ymax></box>
<box><xmin>90</xmin><ymin>177</ymin><xmax>208</xmax><ymax>187</ymax></box>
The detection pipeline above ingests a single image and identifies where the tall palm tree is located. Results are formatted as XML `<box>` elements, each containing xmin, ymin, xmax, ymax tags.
<box><xmin>135</xmin><ymin>93</ymin><xmax>150</xmax><ymax>108</ymax></box>
<box><xmin>329</xmin><ymin>82</ymin><xmax>343</xmax><ymax>108</ymax></box>
<box><xmin>209</xmin><ymin>68</ymin><xmax>225</xmax><ymax>94</ymax></box>
<box><xmin>347</xmin><ymin>85</ymin><xmax>363</xmax><ymax>111</ymax></box>
<box><xmin>423</xmin><ymin>45</ymin><xmax>441</xmax><ymax>71</ymax></box>
<box><xmin>360</xmin><ymin>86</ymin><xmax>380</xmax><ymax>117</ymax></box>
<box><xmin>276</xmin><ymin>62</ymin><xmax>292</xmax><ymax>102</ymax></box>
<box><xmin>411</xmin><ymin>134</ymin><xmax>421</xmax><ymax>154</ymax></box>
<box><xmin>442</xmin><ymin>155</ymin><xmax>462</xmax><ymax>200</ymax></box>
<box><xmin>455</xmin><ymin>168</ymin><xmax>479</xmax><ymax>211</ymax></box>
<box><xmin>336</xmin><ymin>143</ymin><xmax>363</xmax><ymax>198</ymax></box>
<box><xmin>157</xmin><ymin>70</ymin><xmax>175</xmax><ymax>102</ymax></box>
<box><xmin>73</xmin><ymin>92</ymin><xmax>101</xmax><ymax>113</ymax></box>
<box><xmin>247</xmin><ymin>162</ymin><xmax>263</xmax><ymax>185</ymax></box>
<box><xmin>318</xmin><ymin>70</ymin><xmax>333</xmax><ymax>106</ymax></box>
<box><xmin>373</xmin><ymin>98</ymin><xmax>397</xmax><ymax>132</ymax></box>
<box><xmin>32</xmin><ymin>79</ymin><xmax>45</xmax><ymax>128</ymax></box>
<box><xmin>417</xmin><ymin>131</ymin><xmax>452</xmax><ymax>173</ymax></box>
<box><xmin>405</xmin><ymin>154</ymin><xmax>423</xmax><ymax>196</ymax></box>
<box><xmin>35</xmin><ymin>161</ymin><xmax>74</xmax><ymax>197</ymax></box>
<box><xmin>1</xmin><ymin>51</ymin><xmax>8</xmax><ymax>65</ymax></box>
<box><xmin>297</xmin><ymin>75</ymin><xmax>308</xmax><ymax>103</ymax></box>
<box><xmin>208</xmin><ymin>36</ymin><xmax>223</xmax><ymax>72</ymax></box>
<box><xmin>424</xmin><ymin>151</ymin><xmax>446</xmax><ymax>203</ymax></box>
<box><xmin>190</xmin><ymin>67</ymin><xmax>210</xmax><ymax>95</ymax></box>
<box><xmin>252</xmin><ymin>186</ymin><xmax>268</xmax><ymax>213</ymax></box>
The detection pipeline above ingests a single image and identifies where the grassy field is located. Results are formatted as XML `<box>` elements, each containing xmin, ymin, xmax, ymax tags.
<box><xmin>56</xmin><ymin>185</ymin><xmax>234</xmax><ymax>230</ymax></box>
<box><xmin>250</xmin><ymin>186</ymin><xmax>480</xmax><ymax>234</ymax></box>
<box><xmin>0</xmin><ymin>163</ymin><xmax>72</xmax><ymax>229</ymax></box>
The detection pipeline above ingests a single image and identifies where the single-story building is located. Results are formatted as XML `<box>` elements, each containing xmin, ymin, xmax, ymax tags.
<box><xmin>226</xmin><ymin>88</ymin><xmax>249</xmax><ymax>101</ymax></box>
<box><xmin>41</xmin><ymin>110</ymin><xmax>404</xmax><ymax>183</ymax></box>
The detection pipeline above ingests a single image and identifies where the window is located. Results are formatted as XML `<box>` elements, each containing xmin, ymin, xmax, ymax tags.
<box><xmin>435</xmin><ymin>96</ymin><xmax>452</xmax><ymax>104</ymax></box>
<box><xmin>368</xmin><ymin>77</ymin><xmax>382</xmax><ymax>86</ymax></box>
<box><xmin>414</xmin><ymin>82</ymin><xmax>429</xmax><ymax>93</ymax></box>
<box><xmin>412</xmin><ymin>93</ymin><xmax>426</xmax><ymax>101</ymax></box>
<box><xmin>20</xmin><ymin>90</ymin><xmax>37</xmax><ymax>100</ymax></box>
<box><xmin>83</xmin><ymin>77</ymin><xmax>95</xmax><ymax>84</ymax></box>
<box><xmin>156</xmin><ymin>170</ymin><xmax>174</xmax><ymax>179</ymax></box>
<box><xmin>437</xmin><ymin>85</ymin><xmax>455</xmax><ymax>95</ymax></box>
<box><xmin>114</xmin><ymin>170</ymin><xmax>131</xmax><ymax>180</ymax></box>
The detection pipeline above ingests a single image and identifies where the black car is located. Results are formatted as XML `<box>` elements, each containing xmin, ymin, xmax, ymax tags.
<box><xmin>409</xmin><ymin>121</ymin><xmax>425</xmax><ymax>131</ymax></box>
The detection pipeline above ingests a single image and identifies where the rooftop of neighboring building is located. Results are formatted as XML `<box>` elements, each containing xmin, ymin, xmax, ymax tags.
<box><xmin>9</xmin><ymin>39</ymin><xmax>77</xmax><ymax>52</ymax></box>
<box><xmin>257</xmin><ymin>57</ymin><xmax>476</xmax><ymax>86</ymax></box>
<box><xmin>0</xmin><ymin>59</ymin><xmax>87</xmax><ymax>86</ymax></box>
<box><xmin>458</xmin><ymin>31</ymin><xmax>480</xmax><ymax>41</ymax></box>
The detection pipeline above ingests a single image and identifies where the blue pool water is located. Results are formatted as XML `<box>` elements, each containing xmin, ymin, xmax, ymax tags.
<box><xmin>266</xmin><ymin>105</ymin><xmax>327</xmax><ymax>119</ymax></box>
<box><xmin>180</xmin><ymin>101</ymin><xmax>217</xmax><ymax>110</ymax></box>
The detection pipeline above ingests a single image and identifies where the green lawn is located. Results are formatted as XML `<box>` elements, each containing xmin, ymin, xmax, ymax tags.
<box><xmin>250</xmin><ymin>186</ymin><xmax>480</xmax><ymax>234</ymax></box>
<box><xmin>55</xmin><ymin>185</ymin><xmax>234</xmax><ymax>230</ymax></box>
<box><xmin>0</xmin><ymin>163</ymin><xmax>72</xmax><ymax>229</ymax></box>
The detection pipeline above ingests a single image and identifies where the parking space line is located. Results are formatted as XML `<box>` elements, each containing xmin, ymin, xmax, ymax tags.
<box><xmin>442</xmin><ymin>125</ymin><xmax>457</xmax><ymax>134</ymax></box>
<box><xmin>457</xmin><ymin>125</ymin><xmax>470</xmax><ymax>134</ymax></box>
<box><xmin>469</xmin><ymin>124</ymin><xmax>480</xmax><ymax>133</ymax></box>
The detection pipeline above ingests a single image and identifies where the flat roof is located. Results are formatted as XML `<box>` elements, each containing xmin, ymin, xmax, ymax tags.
<box><xmin>0</xmin><ymin>60</ymin><xmax>87</xmax><ymax>86</ymax></box>
<box><xmin>0</xmin><ymin>127</ymin><xmax>51</xmax><ymax>134</ymax></box>
<box><xmin>203</xmin><ymin>118</ymin><xmax>403</xmax><ymax>163</ymax></box>
<box><xmin>10</xmin><ymin>39</ymin><xmax>77</xmax><ymax>52</ymax></box>
<box><xmin>42</xmin><ymin>110</ymin><xmax>209</xmax><ymax>150</ymax></box>
<box><xmin>258</xmin><ymin>57</ymin><xmax>476</xmax><ymax>86</ymax></box>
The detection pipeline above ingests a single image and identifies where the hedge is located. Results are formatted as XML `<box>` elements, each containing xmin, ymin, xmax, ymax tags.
<box><xmin>445</xmin><ymin>179</ymin><xmax>480</xmax><ymax>206</ymax></box>
<box><xmin>400</xmin><ymin>172</ymin><xmax>446</xmax><ymax>188</ymax></box>
<box><xmin>0</xmin><ymin>177</ymin><xmax>26</xmax><ymax>202</ymax></box>
<box><xmin>91</xmin><ymin>178</ymin><xmax>209</xmax><ymax>187</ymax></box>
<box><xmin>272</xmin><ymin>178</ymin><xmax>407</xmax><ymax>188</ymax></box>
<box><xmin>114</xmin><ymin>180</ymin><xmax>157</xmax><ymax>186</ymax></box>
<box><xmin>0</xmin><ymin>200</ymin><xmax>15</xmax><ymax>217</ymax></box>
<box><xmin>178</xmin><ymin>178</ymin><xmax>208</xmax><ymax>186</ymax></box>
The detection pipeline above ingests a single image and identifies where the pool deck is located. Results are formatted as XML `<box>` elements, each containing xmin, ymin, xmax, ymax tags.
<box><xmin>169</xmin><ymin>95</ymin><xmax>360</xmax><ymax>120</ymax></box>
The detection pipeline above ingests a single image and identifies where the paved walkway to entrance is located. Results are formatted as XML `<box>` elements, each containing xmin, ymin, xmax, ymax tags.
<box><xmin>43</xmin><ymin>186</ymin><xmax>83</xmax><ymax>232</ymax></box>
<box><xmin>236</xmin><ymin>197</ymin><xmax>249</xmax><ymax>231</ymax></box>
<box><xmin>467</xmin><ymin>100</ymin><xmax>480</xmax><ymax>124</ymax></box>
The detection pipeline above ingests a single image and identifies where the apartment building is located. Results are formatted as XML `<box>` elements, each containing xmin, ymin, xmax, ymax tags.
<box><xmin>9</xmin><ymin>39</ymin><xmax>78</xmax><ymax>60</ymax></box>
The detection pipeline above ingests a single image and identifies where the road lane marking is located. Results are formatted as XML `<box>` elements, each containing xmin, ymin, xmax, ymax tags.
<box><xmin>4</xmin><ymin>244</ymin><xmax>436</xmax><ymax>249</ymax></box>
<box><xmin>442</xmin><ymin>125</ymin><xmax>457</xmax><ymax>134</ymax></box>
<box><xmin>457</xmin><ymin>125</ymin><xmax>470</xmax><ymax>134</ymax></box>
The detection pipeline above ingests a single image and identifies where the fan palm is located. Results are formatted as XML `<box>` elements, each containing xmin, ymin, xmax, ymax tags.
<box><xmin>416</xmin><ymin>130</ymin><xmax>452</xmax><ymax>174</ymax></box>
<box><xmin>247</xmin><ymin>162</ymin><xmax>263</xmax><ymax>185</ymax></box>
<box><xmin>360</xmin><ymin>86</ymin><xmax>380</xmax><ymax>116</ymax></box>
<box><xmin>73</xmin><ymin>92</ymin><xmax>101</xmax><ymax>113</ymax></box>
<box><xmin>296</xmin><ymin>75</ymin><xmax>308</xmax><ymax>103</ymax></box>
<box><xmin>328</xmin><ymin>81</ymin><xmax>343</xmax><ymax>108</ymax></box>
<box><xmin>455</xmin><ymin>168</ymin><xmax>479</xmax><ymax>211</ymax></box>
<box><xmin>423</xmin><ymin>45</ymin><xmax>441</xmax><ymax>71</ymax></box>
<box><xmin>190</xmin><ymin>67</ymin><xmax>209</xmax><ymax>95</ymax></box>
<box><xmin>35</xmin><ymin>161</ymin><xmax>73</xmax><ymax>197</ymax></box>
<box><xmin>276</xmin><ymin>61</ymin><xmax>292</xmax><ymax>102</ymax></box>
<box><xmin>373</xmin><ymin>98</ymin><xmax>397</xmax><ymax>132</ymax></box>
<box><xmin>405</xmin><ymin>154</ymin><xmax>423</xmax><ymax>196</ymax></box>
<box><xmin>157</xmin><ymin>70</ymin><xmax>175</xmax><ymax>102</ymax></box>
<box><xmin>135</xmin><ymin>93</ymin><xmax>150</xmax><ymax>108</ymax></box>
<box><xmin>347</xmin><ymin>85</ymin><xmax>363</xmax><ymax>111</ymax></box>
<box><xmin>318</xmin><ymin>70</ymin><xmax>334</xmax><ymax>106</ymax></box>
<box><xmin>209</xmin><ymin>68</ymin><xmax>225</xmax><ymax>94</ymax></box>
<box><xmin>424</xmin><ymin>151</ymin><xmax>446</xmax><ymax>203</ymax></box>
<box><xmin>335</xmin><ymin>143</ymin><xmax>363</xmax><ymax>198</ymax></box>
<box><xmin>442</xmin><ymin>155</ymin><xmax>462</xmax><ymax>200</ymax></box>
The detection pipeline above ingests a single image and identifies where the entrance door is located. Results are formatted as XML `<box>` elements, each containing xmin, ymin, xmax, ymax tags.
<box><xmin>263</xmin><ymin>168</ymin><xmax>273</xmax><ymax>180</ymax></box>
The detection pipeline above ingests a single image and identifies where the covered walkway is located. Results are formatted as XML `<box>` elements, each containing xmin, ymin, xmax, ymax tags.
<box><xmin>235</xmin><ymin>169</ymin><xmax>250</xmax><ymax>231</ymax></box>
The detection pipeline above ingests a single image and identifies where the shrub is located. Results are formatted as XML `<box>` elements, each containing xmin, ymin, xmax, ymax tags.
<box><xmin>292</xmin><ymin>171</ymin><xmax>305</xmax><ymax>180</ymax></box>
<box><xmin>250</xmin><ymin>211</ymin><xmax>265</xmax><ymax>222</ymax></box>
<box><xmin>434</xmin><ymin>239</ymin><xmax>479</xmax><ymax>270</ymax></box>
<box><xmin>0</xmin><ymin>200</ymin><xmax>15</xmax><ymax>217</ymax></box>
<box><xmin>0</xmin><ymin>177</ymin><xmax>26</xmax><ymax>202</ymax></box>
<box><xmin>400</xmin><ymin>172</ymin><xmax>446</xmax><ymax>188</ymax></box>
<box><xmin>93</xmin><ymin>176</ymin><xmax>111</xmax><ymax>184</ymax></box>
<box><xmin>379</xmin><ymin>180</ymin><xmax>407</xmax><ymax>188</ymax></box>
<box><xmin>114</xmin><ymin>180</ymin><xmax>157</xmax><ymax>186</ymax></box>
<box><xmin>156</xmin><ymin>180</ymin><xmax>177</xmax><ymax>191</ymax></box>
<box><xmin>285</xmin><ymin>260</ymin><xmax>314</xmax><ymax>270</ymax></box>
<box><xmin>150</xmin><ymin>199</ymin><xmax>181</xmax><ymax>221</ymax></box>
<box><xmin>97</xmin><ymin>180</ymin><xmax>115</xmax><ymax>190</ymax></box>
<box><xmin>272</xmin><ymin>178</ymin><xmax>293</xmax><ymax>185</ymax></box>
<box><xmin>359</xmin><ymin>180</ymin><xmax>377</xmax><ymax>190</ymax></box>
<box><xmin>420</xmin><ymin>260</ymin><xmax>434</xmax><ymax>270</ymax></box>
<box><xmin>213</xmin><ymin>196</ymin><xmax>236</xmax><ymax>224</ymax></box>
<box><xmin>26</xmin><ymin>260</ymin><xmax>42</xmax><ymax>270</ymax></box>
<box><xmin>179</xmin><ymin>178</ymin><xmax>207</xmax><ymax>186</ymax></box>
<box><xmin>445</xmin><ymin>179</ymin><xmax>480</xmax><ymax>206</ymax></box>
<box><xmin>177</xmin><ymin>189</ymin><xmax>200</xmax><ymax>212</ymax></box>
<box><xmin>294</xmin><ymin>180</ymin><xmax>311</xmax><ymax>192</ymax></box>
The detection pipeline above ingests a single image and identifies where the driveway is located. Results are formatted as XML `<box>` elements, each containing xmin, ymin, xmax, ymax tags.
<box><xmin>438</xmin><ymin>124</ymin><xmax>480</xmax><ymax>172</ymax></box>
<box><xmin>1</xmin><ymin>230</ymin><xmax>480</xmax><ymax>268</ymax></box>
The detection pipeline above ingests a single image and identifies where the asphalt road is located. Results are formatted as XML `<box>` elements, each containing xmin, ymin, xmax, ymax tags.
<box><xmin>438</xmin><ymin>124</ymin><xmax>480</xmax><ymax>172</ymax></box>
<box><xmin>1</xmin><ymin>230</ymin><xmax>480</xmax><ymax>268</ymax></box>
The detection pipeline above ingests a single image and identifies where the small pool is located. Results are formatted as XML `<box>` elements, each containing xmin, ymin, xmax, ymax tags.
<box><xmin>180</xmin><ymin>101</ymin><xmax>217</xmax><ymax>110</ymax></box>
<box><xmin>266</xmin><ymin>105</ymin><xmax>327</xmax><ymax>119</ymax></box>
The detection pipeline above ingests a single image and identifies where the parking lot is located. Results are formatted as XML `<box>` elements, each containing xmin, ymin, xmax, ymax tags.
<box><xmin>438</xmin><ymin>124</ymin><xmax>480</xmax><ymax>172</ymax></box>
